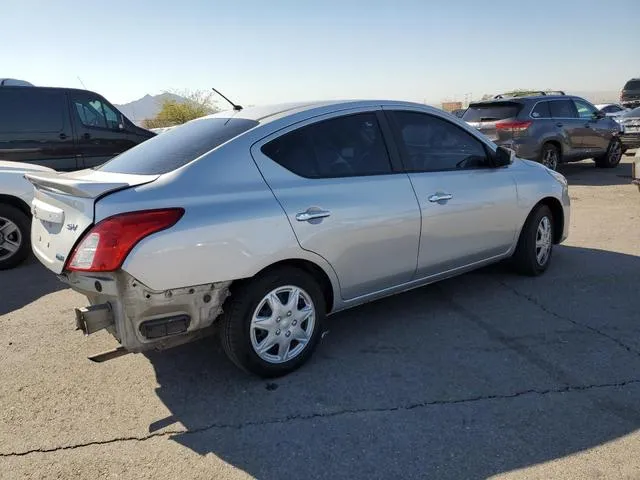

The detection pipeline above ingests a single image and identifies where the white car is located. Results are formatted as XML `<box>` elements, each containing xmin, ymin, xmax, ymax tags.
<box><xmin>594</xmin><ymin>103</ymin><xmax>628</xmax><ymax>117</ymax></box>
<box><xmin>0</xmin><ymin>161</ymin><xmax>54</xmax><ymax>269</ymax></box>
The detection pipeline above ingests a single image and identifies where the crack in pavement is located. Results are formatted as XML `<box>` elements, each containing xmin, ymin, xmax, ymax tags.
<box><xmin>497</xmin><ymin>280</ymin><xmax>640</xmax><ymax>358</ymax></box>
<box><xmin>2</xmin><ymin>378</ymin><xmax>639</xmax><ymax>458</ymax></box>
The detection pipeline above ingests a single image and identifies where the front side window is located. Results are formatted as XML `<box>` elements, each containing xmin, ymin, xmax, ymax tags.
<box><xmin>574</xmin><ymin>99</ymin><xmax>598</xmax><ymax>119</ymax></box>
<box><xmin>549</xmin><ymin>100</ymin><xmax>578</xmax><ymax>119</ymax></box>
<box><xmin>261</xmin><ymin>113</ymin><xmax>392</xmax><ymax>178</ymax></box>
<box><xmin>72</xmin><ymin>93</ymin><xmax>120</xmax><ymax>130</ymax></box>
<box><xmin>391</xmin><ymin>111</ymin><xmax>490</xmax><ymax>172</ymax></box>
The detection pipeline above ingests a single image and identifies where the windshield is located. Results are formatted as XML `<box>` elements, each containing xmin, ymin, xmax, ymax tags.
<box><xmin>99</xmin><ymin>117</ymin><xmax>259</xmax><ymax>175</ymax></box>
<box><xmin>462</xmin><ymin>102</ymin><xmax>522</xmax><ymax>122</ymax></box>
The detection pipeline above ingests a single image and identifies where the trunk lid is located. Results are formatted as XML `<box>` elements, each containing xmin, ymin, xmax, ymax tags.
<box><xmin>25</xmin><ymin>169</ymin><xmax>159</xmax><ymax>273</ymax></box>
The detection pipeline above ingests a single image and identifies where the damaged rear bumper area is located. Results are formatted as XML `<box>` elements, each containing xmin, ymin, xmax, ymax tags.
<box><xmin>64</xmin><ymin>270</ymin><xmax>231</xmax><ymax>356</ymax></box>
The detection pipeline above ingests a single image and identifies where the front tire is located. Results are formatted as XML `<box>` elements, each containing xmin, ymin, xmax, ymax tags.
<box><xmin>0</xmin><ymin>205</ymin><xmax>31</xmax><ymax>270</ymax></box>
<box><xmin>595</xmin><ymin>138</ymin><xmax>622</xmax><ymax>168</ymax></box>
<box><xmin>220</xmin><ymin>267</ymin><xmax>325</xmax><ymax>378</ymax></box>
<box><xmin>512</xmin><ymin>205</ymin><xmax>554</xmax><ymax>276</ymax></box>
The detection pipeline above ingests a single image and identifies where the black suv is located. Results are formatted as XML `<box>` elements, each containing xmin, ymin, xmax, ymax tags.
<box><xmin>0</xmin><ymin>85</ymin><xmax>154</xmax><ymax>171</ymax></box>
<box><xmin>462</xmin><ymin>93</ymin><xmax>623</xmax><ymax>170</ymax></box>
<box><xmin>621</xmin><ymin>78</ymin><xmax>640</xmax><ymax>109</ymax></box>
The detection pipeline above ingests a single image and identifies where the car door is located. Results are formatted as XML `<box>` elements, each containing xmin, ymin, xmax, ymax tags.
<box><xmin>573</xmin><ymin>98</ymin><xmax>612</xmax><ymax>154</ymax></box>
<box><xmin>251</xmin><ymin>109</ymin><xmax>421</xmax><ymax>300</ymax></box>
<box><xmin>68</xmin><ymin>90</ymin><xmax>136</xmax><ymax>168</ymax></box>
<box><xmin>385</xmin><ymin>108</ymin><xmax>519</xmax><ymax>278</ymax></box>
<box><xmin>0</xmin><ymin>88</ymin><xmax>78</xmax><ymax>170</ymax></box>
<box><xmin>548</xmin><ymin>99</ymin><xmax>585</xmax><ymax>159</ymax></box>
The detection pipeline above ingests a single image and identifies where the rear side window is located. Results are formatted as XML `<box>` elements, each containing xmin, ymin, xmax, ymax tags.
<box><xmin>0</xmin><ymin>89</ymin><xmax>65</xmax><ymax>133</ymax></box>
<box><xmin>549</xmin><ymin>100</ymin><xmax>578</xmax><ymax>119</ymax></box>
<box><xmin>462</xmin><ymin>102</ymin><xmax>521</xmax><ymax>122</ymax></box>
<box><xmin>99</xmin><ymin>117</ymin><xmax>259</xmax><ymax>175</ymax></box>
<box><xmin>531</xmin><ymin>102</ymin><xmax>551</xmax><ymax>118</ymax></box>
<box><xmin>624</xmin><ymin>80</ymin><xmax>640</xmax><ymax>90</ymax></box>
<box><xmin>261</xmin><ymin>113</ymin><xmax>392</xmax><ymax>178</ymax></box>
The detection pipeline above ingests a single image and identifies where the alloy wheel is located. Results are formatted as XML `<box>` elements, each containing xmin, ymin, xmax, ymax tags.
<box><xmin>0</xmin><ymin>216</ymin><xmax>22</xmax><ymax>262</ymax></box>
<box><xmin>542</xmin><ymin>148</ymin><xmax>558</xmax><ymax>170</ymax></box>
<box><xmin>608</xmin><ymin>140</ymin><xmax>622</xmax><ymax>166</ymax></box>
<box><xmin>535</xmin><ymin>216</ymin><xmax>552</xmax><ymax>266</ymax></box>
<box><xmin>250</xmin><ymin>286</ymin><xmax>316</xmax><ymax>364</ymax></box>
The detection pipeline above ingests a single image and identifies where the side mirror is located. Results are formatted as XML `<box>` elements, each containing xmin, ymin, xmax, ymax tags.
<box><xmin>594</xmin><ymin>110</ymin><xmax>606</xmax><ymax>119</ymax></box>
<box><xmin>494</xmin><ymin>146</ymin><xmax>514</xmax><ymax>167</ymax></box>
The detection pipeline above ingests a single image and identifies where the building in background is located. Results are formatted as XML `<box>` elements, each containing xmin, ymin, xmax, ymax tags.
<box><xmin>441</xmin><ymin>101</ymin><xmax>463</xmax><ymax>112</ymax></box>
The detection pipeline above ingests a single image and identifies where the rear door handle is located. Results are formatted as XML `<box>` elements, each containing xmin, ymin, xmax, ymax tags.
<box><xmin>82</xmin><ymin>133</ymin><xmax>91</xmax><ymax>140</ymax></box>
<box><xmin>296</xmin><ymin>208</ymin><xmax>331</xmax><ymax>222</ymax></box>
<box><xmin>428</xmin><ymin>193</ymin><xmax>453</xmax><ymax>203</ymax></box>
<box><xmin>59</xmin><ymin>133</ymin><xmax>68</xmax><ymax>140</ymax></box>
<box><xmin>584</xmin><ymin>123</ymin><xmax>592</xmax><ymax>128</ymax></box>
<box><xmin>556</xmin><ymin>122</ymin><xmax>563</xmax><ymax>127</ymax></box>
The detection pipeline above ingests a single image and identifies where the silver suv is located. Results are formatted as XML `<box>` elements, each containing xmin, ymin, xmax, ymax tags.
<box><xmin>463</xmin><ymin>94</ymin><xmax>623</xmax><ymax>170</ymax></box>
<box><xmin>27</xmin><ymin>100</ymin><xmax>570</xmax><ymax>377</ymax></box>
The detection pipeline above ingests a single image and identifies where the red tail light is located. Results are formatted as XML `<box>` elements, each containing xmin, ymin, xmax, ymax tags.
<box><xmin>66</xmin><ymin>209</ymin><xmax>184</xmax><ymax>272</ymax></box>
<box><xmin>495</xmin><ymin>120</ymin><xmax>532</xmax><ymax>132</ymax></box>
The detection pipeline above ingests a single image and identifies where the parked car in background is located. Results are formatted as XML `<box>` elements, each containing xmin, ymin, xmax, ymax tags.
<box><xmin>615</xmin><ymin>106</ymin><xmax>640</xmax><ymax>152</ymax></box>
<box><xmin>463</xmin><ymin>94</ymin><xmax>623</xmax><ymax>170</ymax></box>
<box><xmin>594</xmin><ymin>103</ymin><xmax>628</xmax><ymax>117</ymax></box>
<box><xmin>0</xmin><ymin>161</ymin><xmax>54</xmax><ymax>269</ymax></box>
<box><xmin>27</xmin><ymin>100</ymin><xmax>570</xmax><ymax>377</ymax></box>
<box><xmin>621</xmin><ymin>78</ymin><xmax>640</xmax><ymax>109</ymax></box>
<box><xmin>633</xmin><ymin>157</ymin><xmax>640</xmax><ymax>192</ymax></box>
<box><xmin>0</xmin><ymin>85</ymin><xmax>155</xmax><ymax>171</ymax></box>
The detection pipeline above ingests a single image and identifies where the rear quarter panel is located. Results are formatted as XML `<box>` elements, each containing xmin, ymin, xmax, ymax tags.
<box><xmin>95</xmin><ymin>140</ymin><xmax>340</xmax><ymax>294</ymax></box>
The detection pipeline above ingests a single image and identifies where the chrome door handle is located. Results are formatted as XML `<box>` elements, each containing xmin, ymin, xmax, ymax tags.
<box><xmin>428</xmin><ymin>193</ymin><xmax>453</xmax><ymax>203</ymax></box>
<box><xmin>296</xmin><ymin>209</ymin><xmax>331</xmax><ymax>222</ymax></box>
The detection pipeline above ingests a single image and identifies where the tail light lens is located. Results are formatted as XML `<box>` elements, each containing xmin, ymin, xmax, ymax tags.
<box><xmin>495</xmin><ymin>120</ymin><xmax>532</xmax><ymax>138</ymax></box>
<box><xmin>495</xmin><ymin>120</ymin><xmax>532</xmax><ymax>132</ymax></box>
<box><xmin>66</xmin><ymin>208</ymin><xmax>184</xmax><ymax>272</ymax></box>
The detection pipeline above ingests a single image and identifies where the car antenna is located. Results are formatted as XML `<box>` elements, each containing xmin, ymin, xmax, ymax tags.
<box><xmin>211</xmin><ymin>87</ymin><xmax>243</xmax><ymax>111</ymax></box>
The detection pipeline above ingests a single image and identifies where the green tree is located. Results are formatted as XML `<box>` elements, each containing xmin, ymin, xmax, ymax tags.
<box><xmin>143</xmin><ymin>90</ymin><xmax>218</xmax><ymax>128</ymax></box>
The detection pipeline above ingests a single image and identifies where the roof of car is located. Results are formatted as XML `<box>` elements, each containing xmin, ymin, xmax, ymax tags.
<box><xmin>199</xmin><ymin>99</ymin><xmax>432</xmax><ymax>124</ymax></box>
<box><xmin>471</xmin><ymin>94</ymin><xmax>579</xmax><ymax>105</ymax></box>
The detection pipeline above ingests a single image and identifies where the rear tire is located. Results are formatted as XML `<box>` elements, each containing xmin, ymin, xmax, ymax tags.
<box><xmin>0</xmin><ymin>205</ymin><xmax>31</xmax><ymax>270</ymax></box>
<box><xmin>539</xmin><ymin>143</ymin><xmax>560</xmax><ymax>171</ymax></box>
<box><xmin>512</xmin><ymin>205</ymin><xmax>554</xmax><ymax>276</ymax></box>
<box><xmin>595</xmin><ymin>138</ymin><xmax>622</xmax><ymax>168</ymax></box>
<box><xmin>220</xmin><ymin>267</ymin><xmax>325</xmax><ymax>378</ymax></box>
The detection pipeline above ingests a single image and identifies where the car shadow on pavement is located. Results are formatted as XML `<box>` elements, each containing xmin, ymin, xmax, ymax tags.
<box><xmin>146</xmin><ymin>245</ymin><xmax>640</xmax><ymax>480</ymax></box>
<box><xmin>0</xmin><ymin>254</ymin><xmax>67</xmax><ymax>315</ymax></box>
<box><xmin>559</xmin><ymin>159</ymin><xmax>634</xmax><ymax>186</ymax></box>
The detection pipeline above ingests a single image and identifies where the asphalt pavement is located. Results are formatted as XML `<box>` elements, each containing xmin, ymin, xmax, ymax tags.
<box><xmin>1</xmin><ymin>157</ymin><xmax>639</xmax><ymax>479</ymax></box>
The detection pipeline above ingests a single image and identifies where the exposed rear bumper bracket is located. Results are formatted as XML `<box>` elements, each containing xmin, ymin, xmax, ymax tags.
<box><xmin>75</xmin><ymin>303</ymin><xmax>114</xmax><ymax>335</ymax></box>
<box><xmin>88</xmin><ymin>347</ymin><xmax>130</xmax><ymax>363</ymax></box>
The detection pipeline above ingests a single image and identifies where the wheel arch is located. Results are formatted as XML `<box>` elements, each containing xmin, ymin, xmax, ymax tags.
<box><xmin>0</xmin><ymin>194</ymin><xmax>31</xmax><ymax>218</ymax></box>
<box><xmin>535</xmin><ymin>196</ymin><xmax>565</xmax><ymax>244</ymax></box>
<box><xmin>239</xmin><ymin>258</ymin><xmax>336</xmax><ymax>314</ymax></box>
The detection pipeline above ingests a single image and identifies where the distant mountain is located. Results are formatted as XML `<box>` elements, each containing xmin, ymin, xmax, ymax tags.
<box><xmin>115</xmin><ymin>92</ymin><xmax>186</xmax><ymax>124</ymax></box>
<box><xmin>569</xmin><ymin>91</ymin><xmax>621</xmax><ymax>104</ymax></box>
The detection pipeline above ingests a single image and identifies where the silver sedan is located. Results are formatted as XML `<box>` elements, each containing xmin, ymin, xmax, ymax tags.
<box><xmin>26</xmin><ymin>100</ymin><xmax>570</xmax><ymax>377</ymax></box>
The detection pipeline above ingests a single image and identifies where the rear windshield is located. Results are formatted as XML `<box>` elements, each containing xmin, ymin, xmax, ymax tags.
<box><xmin>99</xmin><ymin>117</ymin><xmax>259</xmax><ymax>175</ymax></box>
<box><xmin>462</xmin><ymin>102</ymin><xmax>522</xmax><ymax>122</ymax></box>
<box><xmin>624</xmin><ymin>80</ymin><xmax>640</xmax><ymax>90</ymax></box>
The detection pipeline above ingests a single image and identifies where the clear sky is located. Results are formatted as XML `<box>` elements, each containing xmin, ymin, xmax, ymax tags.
<box><xmin>4</xmin><ymin>0</ymin><xmax>639</xmax><ymax>106</ymax></box>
